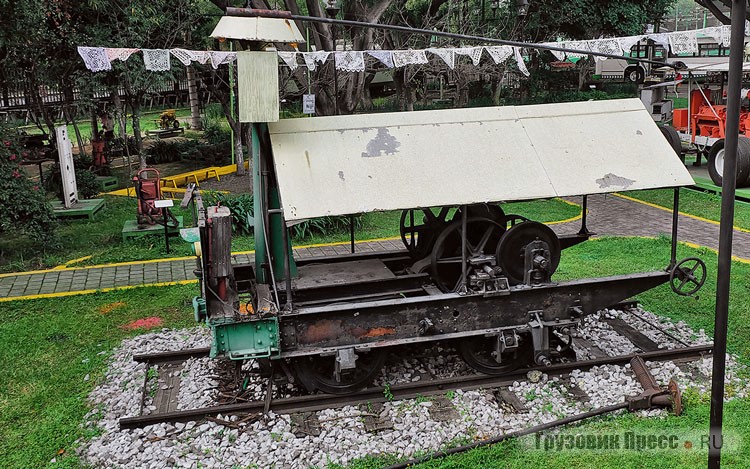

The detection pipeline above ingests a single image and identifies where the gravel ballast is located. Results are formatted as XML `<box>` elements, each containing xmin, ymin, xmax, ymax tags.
<box><xmin>76</xmin><ymin>307</ymin><xmax>746</xmax><ymax>468</ymax></box>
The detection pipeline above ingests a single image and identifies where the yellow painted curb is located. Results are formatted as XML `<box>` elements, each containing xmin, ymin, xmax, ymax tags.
<box><xmin>613</xmin><ymin>192</ymin><xmax>750</xmax><ymax>234</ymax></box>
<box><xmin>0</xmin><ymin>279</ymin><xmax>199</xmax><ymax>303</ymax></box>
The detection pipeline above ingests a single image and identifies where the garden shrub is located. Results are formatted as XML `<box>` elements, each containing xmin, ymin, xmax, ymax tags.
<box><xmin>43</xmin><ymin>159</ymin><xmax>100</xmax><ymax>199</ymax></box>
<box><xmin>145</xmin><ymin>139</ymin><xmax>197</xmax><ymax>164</ymax></box>
<box><xmin>203</xmin><ymin>191</ymin><xmax>254</xmax><ymax>236</ymax></box>
<box><xmin>0</xmin><ymin>126</ymin><xmax>56</xmax><ymax>241</ymax></box>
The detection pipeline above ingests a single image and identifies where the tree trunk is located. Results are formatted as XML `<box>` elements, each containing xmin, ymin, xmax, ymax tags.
<box><xmin>62</xmin><ymin>104</ymin><xmax>87</xmax><ymax>157</ymax></box>
<box><xmin>186</xmin><ymin>65</ymin><xmax>203</xmax><ymax>130</ymax></box>
<box><xmin>111</xmin><ymin>89</ymin><xmax>128</xmax><ymax>139</ymax></box>
<box><xmin>129</xmin><ymin>99</ymin><xmax>146</xmax><ymax>169</ymax></box>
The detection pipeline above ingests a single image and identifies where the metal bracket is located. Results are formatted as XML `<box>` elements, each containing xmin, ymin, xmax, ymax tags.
<box><xmin>418</xmin><ymin>317</ymin><xmax>435</xmax><ymax>336</ymax></box>
<box><xmin>528</xmin><ymin>310</ymin><xmax>551</xmax><ymax>366</ymax></box>
<box><xmin>334</xmin><ymin>348</ymin><xmax>358</xmax><ymax>383</ymax></box>
<box><xmin>494</xmin><ymin>330</ymin><xmax>519</xmax><ymax>363</ymax></box>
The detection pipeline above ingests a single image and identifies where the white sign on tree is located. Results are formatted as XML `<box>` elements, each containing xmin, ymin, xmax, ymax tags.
<box><xmin>56</xmin><ymin>126</ymin><xmax>78</xmax><ymax>208</ymax></box>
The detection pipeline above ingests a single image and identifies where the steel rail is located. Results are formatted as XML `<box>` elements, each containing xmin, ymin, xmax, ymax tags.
<box><xmin>132</xmin><ymin>347</ymin><xmax>211</xmax><ymax>365</ymax></box>
<box><xmin>224</xmin><ymin>7</ymin><xmax>679</xmax><ymax>70</ymax></box>
<box><xmin>120</xmin><ymin>343</ymin><xmax>712</xmax><ymax>429</ymax></box>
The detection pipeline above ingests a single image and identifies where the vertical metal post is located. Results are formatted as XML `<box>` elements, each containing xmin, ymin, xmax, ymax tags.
<box><xmin>349</xmin><ymin>215</ymin><xmax>355</xmax><ymax>253</ymax></box>
<box><xmin>578</xmin><ymin>195</ymin><xmax>589</xmax><ymax>235</ymax></box>
<box><xmin>461</xmin><ymin>206</ymin><xmax>468</xmax><ymax>292</ymax></box>
<box><xmin>708</xmin><ymin>1</ymin><xmax>746</xmax><ymax>467</ymax></box>
<box><xmin>281</xmin><ymin>214</ymin><xmax>293</xmax><ymax>309</ymax></box>
<box><xmin>252</xmin><ymin>123</ymin><xmax>266</xmax><ymax>283</ymax></box>
<box><xmin>670</xmin><ymin>188</ymin><xmax>680</xmax><ymax>267</ymax></box>
<box><xmin>229</xmin><ymin>42</ymin><xmax>236</xmax><ymax>165</ymax></box>
<box><xmin>332</xmin><ymin>25</ymin><xmax>339</xmax><ymax>115</ymax></box>
<box><xmin>162</xmin><ymin>207</ymin><xmax>170</xmax><ymax>253</ymax></box>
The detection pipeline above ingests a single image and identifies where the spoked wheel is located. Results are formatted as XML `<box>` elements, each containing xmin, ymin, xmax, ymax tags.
<box><xmin>503</xmin><ymin>214</ymin><xmax>529</xmax><ymax>228</ymax></box>
<box><xmin>496</xmin><ymin>221</ymin><xmax>561</xmax><ymax>285</ymax></box>
<box><xmin>399</xmin><ymin>207</ymin><xmax>453</xmax><ymax>258</ymax></box>
<box><xmin>457</xmin><ymin>333</ymin><xmax>533</xmax><ymax>375</ymax></box>
<box><xmin>670</xmin><ymin>257</ymin><xmax>707</xmax><ymax>296</ymax></box>
<box><xmin>292</xmin><ymin>350</ymin><xmax>387</xmax><ymax>395</ymax></box>
<box><xmin>451</xmin><ymin>203</ymin><xmax>506</xmax><ymax>224</ymax></box>
<box><xmin>430</xmin><ymin>217</ymin><xmax>506</xmax><ymax>292</ymax></box>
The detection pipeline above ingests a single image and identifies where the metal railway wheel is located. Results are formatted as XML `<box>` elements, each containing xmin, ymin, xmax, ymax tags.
<box><xmin>707</xmin><ymin>136</ymin><xmax>750</xmax><ymax>188</ymax></box>
<box><xmin>399</xmin><ymin>207</ymin><xmax>453</xmax><ymax>258</ymax></box>
<box><xmin>292</xmin><ymin>350</ymin><xmax>387</xmax><ymax>395</ymax></box>
<box><xmin>496</xmin><ymin>221</ymin><xmax>561</xmax><ymax>285</ymax></box>
<box><xmin>430</xmin><ymin>216</ymin><xmax>505</xmax><ymax>292</ymax></box>
<box><xmin>457</xmin><ymin>333</ymin><xmax>533</xmax><ymax>375</ymax></box>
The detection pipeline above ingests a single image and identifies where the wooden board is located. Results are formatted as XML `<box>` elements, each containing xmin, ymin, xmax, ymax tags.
<box><xmin>238</xmin><ymin>51</ymin><xmax>279</xmax><ymax>123</ymax></box>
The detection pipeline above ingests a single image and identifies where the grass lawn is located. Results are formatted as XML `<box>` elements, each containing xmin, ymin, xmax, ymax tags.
<box><xmin>0</xmin><ymin>197</ymin><xmax>580</xmax><ymax>273</ymax></box>
<box><xmin>621</xmin><ymin>188</ymin><xmax>750</xmax><ymax>231</ymax></box>
<box><xmin>0</xmin><ymin>284</ymin><xmax>198</xmax><ymax>469</ymax></box>
<box><xmin>18</xmin><ymin>108</ymin><xmax>195</xmax><ymax>145</ymax></box>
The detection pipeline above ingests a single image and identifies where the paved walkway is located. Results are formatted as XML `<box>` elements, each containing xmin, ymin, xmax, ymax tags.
<box><xmin>0</xmin><ymin>240</ymin><xmax>403</xmax><ymax>301</ymax></box>
<box><xmin>0</xmin><ymin>195</ymin><xmax>747</xmax><ymax>301</ymax></box>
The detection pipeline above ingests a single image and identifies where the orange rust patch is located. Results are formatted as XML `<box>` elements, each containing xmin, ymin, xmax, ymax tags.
<box><xmin>361</xmin><ymin>327</ymin><xmax>396</xmax><ymax>338</ymax></box>
<box><xmin>299</xmin><ymin>320</ymin><xmax>344</xmax><ymax>343</ymax></box>
<box><xmin>120</xmin><ymin>316</ymin><xmax>163</xmax><ymax>331</ymax></box>
<box><xmin>98</xmin><ymin>301</ymin><xmax>126</xmax><ymax>314</ymax></box>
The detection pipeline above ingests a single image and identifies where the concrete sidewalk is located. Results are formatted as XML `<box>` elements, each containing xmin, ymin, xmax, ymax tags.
<box><xmin>1</xmin><ymin>194</ymin><xmax>747</xmax><ymax>301</ymax></box>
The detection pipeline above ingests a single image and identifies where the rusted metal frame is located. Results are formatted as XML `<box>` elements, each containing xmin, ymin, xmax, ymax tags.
<box><xmin>558</xmin><ymin>233</ymin><xmax>591</xmax><ymax>250</ymax></box>
<box><xmin>295</xmin><ymin>288</ymin><xmax>426</xmax><ymax>307</ymax></box>
<box><xmin>710</xmin><ymin>1</ymin><xmax>746</xmax><ymax>466</ymax></box>
<box><xmin>294</xmin><ymin>249</ymin><xmax>409</xmax><ymax>266</ymax></box>
<box><xmin>279</xmin><ymin>272</ymin><xmax>671</xmax><ymax>353</ymax></box>
<box><xmin>279</xmin><ymin>273</ymin><xmax>430</xmax><ymax>303</ymax></box>
<box><xmin>119</xmin><ymin>343</ymin><xmax>712</xmax><ymax>429</ymax></box>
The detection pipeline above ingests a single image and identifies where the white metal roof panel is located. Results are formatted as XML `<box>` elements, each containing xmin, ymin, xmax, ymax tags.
<box><xmin>269</xmin><ymin>98</ymin><xmax>693</xmax><ymax>221</ymax></box>
<box><xmin>210</xmin><ymin>16</ymin><xmax>305</xmax><ymax>43</ymax></box>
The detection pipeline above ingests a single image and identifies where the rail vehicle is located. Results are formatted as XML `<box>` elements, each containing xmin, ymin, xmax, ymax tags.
<box><xmin>182</xmin><ymin>98</ymin><xmax>705</xmax><ymax>395</ymax></box>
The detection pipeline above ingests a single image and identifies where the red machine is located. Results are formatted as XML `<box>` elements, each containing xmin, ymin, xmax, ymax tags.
<box><xmin>132</xmin><ymin>168</ymin><xmax>178</xmax><ymax>227</ymax></box>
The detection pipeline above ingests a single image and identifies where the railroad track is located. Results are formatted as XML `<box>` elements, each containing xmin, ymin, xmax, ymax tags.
<box><xmin>121</xmin><ymin>312</ymin><xmax>713</xmax><ymax>429</ymax></box>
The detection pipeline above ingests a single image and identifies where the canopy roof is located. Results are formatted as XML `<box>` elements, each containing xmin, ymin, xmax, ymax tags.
<box><xmin>269</xmin><ymin>98</ymin><xmax>693</xmax><ymax>221</ymax></box>
<box><xmin>210</xmin><ymin>16</ymin><xmax>305</xmax><ymax>43</ymax></box>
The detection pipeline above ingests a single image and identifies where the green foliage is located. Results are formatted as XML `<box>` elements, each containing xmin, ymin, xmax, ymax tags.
<box><xmin>202</xmin><ymin>104</ymin><xmax>233</xmax><ymax>146</ymax></box>
<box><xmin>144</xmin><ymin>139</ymin><xmax>198</xmax><ymax>164</ymax></box>
<box><xmin>0</xmin><ymin>126</ymin><xmax>56</xmax><ymax>242</ymax></box>
<box><xmin>202</xmin><ymin>191</ymin><xmax>255</xmax><ymax>236</ymax></box>
<box><xmin>291</xmin><ymin>215</ymin><xmax>364</xmax><ymax>241</ymax></box>
<box><xmin>43</xmin><ymin>159</ymin><xmax>100</xmax><ymax>200</ymax></box>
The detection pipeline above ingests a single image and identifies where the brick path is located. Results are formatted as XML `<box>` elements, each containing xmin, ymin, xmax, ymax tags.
<box><xmin>0</xmin><ymin>195</ymin><xmax>746</xmax><ymax>301</ymax></box>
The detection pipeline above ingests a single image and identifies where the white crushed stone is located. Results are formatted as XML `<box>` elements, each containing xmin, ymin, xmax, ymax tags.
<box><xmin>75</xmin><ymin>310</ymin><xmax>747</xmax><ymax>468</ymax></box>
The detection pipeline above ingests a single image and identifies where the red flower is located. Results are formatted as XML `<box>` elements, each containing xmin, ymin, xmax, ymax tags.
<box><xmin>3</xmin><ymin>141</ymin><xmax>10</xmax><ymax>147</ymax></box>
<box><xmin>33</xmin><ymin>185</ymin><xmax>39</xmax><ymax>191</ymax></box>
<box><xmin>9</xmin><ymin>154</ymin><xmax>16</xmax><ymax>161</ymax></box>
<box><xmin>12</xmin><ymin>170</ymin><xmax>21</xmax><ymax>178</ymax></box>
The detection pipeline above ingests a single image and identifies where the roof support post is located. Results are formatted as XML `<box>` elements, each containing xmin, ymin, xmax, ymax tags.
<box><xmin>708</xmin><ymin>1</ymin><xmax>746</xmax><ymax>467</ymax></box>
